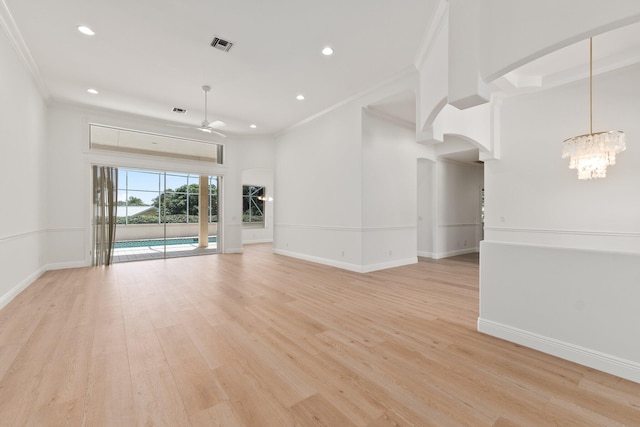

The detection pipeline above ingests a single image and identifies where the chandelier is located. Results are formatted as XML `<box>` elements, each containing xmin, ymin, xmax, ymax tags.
<box><xmin>562</xmin><ymin>37</ymin><xmax>626</xmax><ymax>180</ymax></box>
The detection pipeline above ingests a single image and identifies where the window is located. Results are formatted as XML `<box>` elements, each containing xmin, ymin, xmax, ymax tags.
<box><xmin>116</xmin><ymin>169</ymin><xmax>218</xmax><ymax>225</ymax></box>
<box><xmin>116</xmin><ymin>169</ymin><xmax>162</xmax><ymax>225</ymax></box>
<box><xmin>90</xmin><ymin>124</ymin><xmax>223</xmax><ymax>164</ymax></box>
<box><xmin>209</xmin><ymin>176</ymin><xmax>219</xmax><ymax>223</ymax></box>
<box><xmin>242</xmin><ymin>185</ymin><xmax>265</xmax><ymax>225</ymax></box>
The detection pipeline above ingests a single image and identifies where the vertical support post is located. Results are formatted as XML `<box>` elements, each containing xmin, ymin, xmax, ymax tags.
<box><xmin>198</xmin><ymin>175</ymin><xmax>209</xmax><ymax>248</ymax></box>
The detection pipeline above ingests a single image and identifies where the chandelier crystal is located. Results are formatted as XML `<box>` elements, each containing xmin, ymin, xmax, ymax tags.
<box><xmin>562</xmin><ymin>131</ymin><xmax>626</xmax><ymax>180</ymax></box>
<box><xmin>562</xmin><ymin>38</ymin><xmax>626</xmax><ymax>180</ymax></box>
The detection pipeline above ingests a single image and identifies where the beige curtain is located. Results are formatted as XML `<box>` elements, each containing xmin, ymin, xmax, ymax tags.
<box><xmin>92</xmin><ymin>166</ymin><xmax>118</xmax><ymax>266</ymax></box>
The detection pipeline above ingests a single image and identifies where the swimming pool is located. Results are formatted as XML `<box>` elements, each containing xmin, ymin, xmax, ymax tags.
<box><xmin>114</xmin><ymin>236</ymin><xmax>217</xmax><ymax>249</ymax></box>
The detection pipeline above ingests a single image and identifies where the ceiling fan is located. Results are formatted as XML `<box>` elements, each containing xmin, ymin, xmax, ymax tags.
<box><xmin>196</xmin><ymin>85</ymin><xmax>226</xmax><ymax>138</ymax></box>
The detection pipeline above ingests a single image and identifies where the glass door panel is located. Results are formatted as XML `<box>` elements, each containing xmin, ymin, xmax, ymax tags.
<box><xmin>113</xmin><ymin>168</ymin><xmax>220</xmax><ymax>262</ymax></box>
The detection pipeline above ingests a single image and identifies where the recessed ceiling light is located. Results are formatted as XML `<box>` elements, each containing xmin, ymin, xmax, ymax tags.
<box><xmin>77</xmin><ymin>25</ymin><xmax>95</xmax><ymax>36</ymax></box>
<box><xmin>296</xmin><ymin>94</ymin><xmax>305</xmax><ymax>100</ymax></box>
<box><xmin>322</xmin><ymin>46</ymin><xmax>334</xmax><ymax>56</ymax></box>
<box><xmin>87</xmin><ymin>88</ymin><xmax>98</xmax><ymax>94</ymax></box>
<box><xmin>250</xmin><ymin>124</ymin><xmax>257</xmax><ymax>129</ymax></box>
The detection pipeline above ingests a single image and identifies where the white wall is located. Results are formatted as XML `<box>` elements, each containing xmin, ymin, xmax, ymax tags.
<box><xmin>480</xmin><ymin>63</ymin><xmax>640</xmax><ymax>382</ymax></box>
<box><xmin>274</xmin><ymin>103</ymin><xmax>364</xmax><ymax>269</ymax></box>
<box><xmin>417</xmin><ymin>159</ymin><xmax>434</xmax><ymax>257</ymax></box>
<box><xmin>274</xmin><ymin>86</ymin><xmax>437</xmax><ymax>273</ymax></box>
<box><xmin>434</xmin><ymin>159</ymin><xmax>483</xmax><ymax>258</ymax></box>
<box><xmin>361</xmin><ymin>110</ymin><xmax>421</xmax><ymax>270</ymax></box>
<box><xmin>448</xmin><ymin>0</ymin><xmax>489</xmax><ymax>109</ymax></box>
<box><xmin>0</xmin><ymin>25</ymin><xmax>47</xmax><ymax>308</ymax></box>
<box><xmin>484</xmin><ymin>64</ymin><xmax>640</xmax><ymax>251</ymax></box>
<box><xmin>45</xmin><ymin>107</ymin><xmax>91</xmax><ymax>267</ymax></box>
<box><xmin>418</xmin><ymin>15</ymin><xmax>448</xmax><ymax>134</ymax></box>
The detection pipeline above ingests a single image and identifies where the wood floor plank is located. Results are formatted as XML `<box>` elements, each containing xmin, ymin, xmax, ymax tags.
<box><xmin>26</xmin><ymin>397</ymin><xmax>85</xmax><ymax>427</ymax></box>
<box><xmin>289</xmin><ymin>394</ymin><xmax>359</xmax><ymax>427</ymax></box>
<box><xmin>131</xmin><ymin>366</ymin><xmax>191</xmax><ymax>427</ymax></box>
<box><xmin>256</xmin><ymin>326</ymin><xmax>386</xmax><ymax>426</ymax></box>
<box><xmin>218</xmin><ymin>322</ymin><xmax>317</xmax><ymax>408</ymax></box>
<box><xmin>124</xmin><ymin>313</ymin><xmax>168</xmax><ymax>376</ymax></box>
<box><xmin>0</xmin><ymin>275</ymin><xmax>57</xmax><ymax>345</ymax></box>
<box><xmin>0</xmin><ymin>313</ymin><xmax>70</xmax><ymax>426</ymax></box>
<box><xmin>83</xmin><ymin>351</ymin><xmax>136</xmax><ymax>426</ymax></box>
<box><xmin>216</xmin><ymin>360</ymin><xmax>296</xmax><ymax>427</ymax></box>
<box><xmin>316</xmin><ymin>329</ymin><xmax>483</xmax><ymax>426</ymax></box>
<box><xmin>365</xmin><ymin>410</ymin><xmax>414</xmax><ymax>427</ymax></box>
<box><xmin>0</xmin><ymin>244</ymin><xmax>638</xmax><ymax>426</ymax></box>
<box><xmin>0</xmin><ymin>343</ymin><xmax>21</xmax><ymax>381</ymax></box>
<box><xmin>190</xmin><ymin>401</ymin><xmax>248</xmax><ymax>427</ymax></box>
<box><xmin>155</xmin><ymin>323</ymin><xmax>228</xmax><ymax>416</ymax></box>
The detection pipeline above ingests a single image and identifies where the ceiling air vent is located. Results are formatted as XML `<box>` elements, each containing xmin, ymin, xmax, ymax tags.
<box><xmin>211</xmin><ymin>36</ymin><xmax>234</xmax><ymax>52</ymax></box>
<box><xmin>172</xmin><ymin>107</ymin><xmax>187</xmax><ymax>114</ymax></box>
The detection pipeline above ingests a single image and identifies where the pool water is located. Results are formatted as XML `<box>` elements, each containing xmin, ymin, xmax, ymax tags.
<box><xmin>115</xmin><ymin>236</ymin><xmax>217</xmax><ymax>249</ymax></box>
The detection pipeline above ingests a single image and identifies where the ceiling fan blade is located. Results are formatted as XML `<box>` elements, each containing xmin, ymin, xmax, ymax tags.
<box><xmin>167</xmin><ymin>86</ymin><xmax>227</xmax><ymax>138</ymax></box>
<box><xmin>197</xmin><ymin>125</ymin><xmax>227</xmax><ymax>138</ymax></box>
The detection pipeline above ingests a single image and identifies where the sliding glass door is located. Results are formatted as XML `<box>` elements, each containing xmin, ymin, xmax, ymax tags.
<box><xmin>112</xmin><ymin>168</ymin><xmax>220</xmax><ymax>262</ymax></box>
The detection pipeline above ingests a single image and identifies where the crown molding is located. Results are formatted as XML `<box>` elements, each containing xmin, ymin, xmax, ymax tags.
<box><xmin>413</xmin><ymin>0</ymin><xmax>448</xmax><ymax>68</ymax></box>
<box><xmin>280</xmin><ymin>66</ymin><xmax>418</xmax><ymax>137</ymax></box>
<box><xmin>0</xmin><ymin>0</ymin><xmax>50</xmax><ymax>101</ymax></box>
<box><xmin>364</xmin><ymin>106</ymin><xmax>415</xmax><ymax>131</ymax></box>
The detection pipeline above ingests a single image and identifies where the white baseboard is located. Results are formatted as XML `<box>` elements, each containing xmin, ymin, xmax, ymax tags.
<box><xmin>273</xmin><ymin>248</ymin><xmax>363</xmax><ymax>272</ymax></box>
<box><xmin>0</xmin><ymin>267</ymin><xmax>46</xmax><ymax>310</ymax></box>
<box><xmin>242</xmin><ymin>239</ymin><xmax>273</xmax><ymax>245</ymax></box>
<box><xmin>45</xmin><ymin>260</ymin><xmax>90</xmax><ymax>271</ymax></box>
<box><xmin>273</xmin><ymin>249</ymin><xmax>417</xmax><ymax>273</ymax></box>
<box><xmin>478</xmin><ymin>318</ymin><xmax>640</xmax><ymax>384</ymax></box>
<box><xmin>361</xmin><ymin>257</ymin><xmax>417</xmax><ymax>273</ymax></box>
<box><xmin>223</xmin><ymin>248</ymin><xmax>243</xmax><ymax>254</ymax></box>
<box><xmin>433</xmin><ymin>247</ymin><xmax>478</xmax><ymax>259</ymax></box>
<box><xmin>417</xmin><ymin>251</ymin><xmax>433</xmax><ymax>258</ymax></box>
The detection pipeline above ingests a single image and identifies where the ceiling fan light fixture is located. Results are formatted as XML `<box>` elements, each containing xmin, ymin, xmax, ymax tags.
<box><xmin>192</xmin><ymin>85</ymin><xmax>226</xmax><ymax>138</ymax></box>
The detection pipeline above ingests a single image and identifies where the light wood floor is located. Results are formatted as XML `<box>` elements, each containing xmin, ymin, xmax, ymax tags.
<box><xmin>1</xmin><ymin>244</ymin><xmax>639</xmax><ymax>426</ymax></box>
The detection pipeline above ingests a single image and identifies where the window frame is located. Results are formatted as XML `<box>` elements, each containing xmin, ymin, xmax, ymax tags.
<box><xmin>242</xmin><ymin>185</ymin><xmax>266</xmax><ymax>227</ymax></box>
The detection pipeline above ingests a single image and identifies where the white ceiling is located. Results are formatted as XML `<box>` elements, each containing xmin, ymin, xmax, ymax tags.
<box><xmin>6</xmin><ymin>1</ymin><xmax>640</xmax><ymax>138</ymax></box>
<box><xmin>3</xmin><ymin>0</ymin><xmax>439</xmax><ymax>136</ymax></box>
<box><xmin>492</xmin><ymin>22</ymin><xmax>640</xmax><ymax>95</ymax></box>
<box><xmin>328</xmin><ymin>21</ymin><xmax>640</xmax><ymax>133</ymax></box>
<box><xmin>368</xmin><ymin>90</ymin><xmax>417</xmax><ymax>127</ymax></box>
